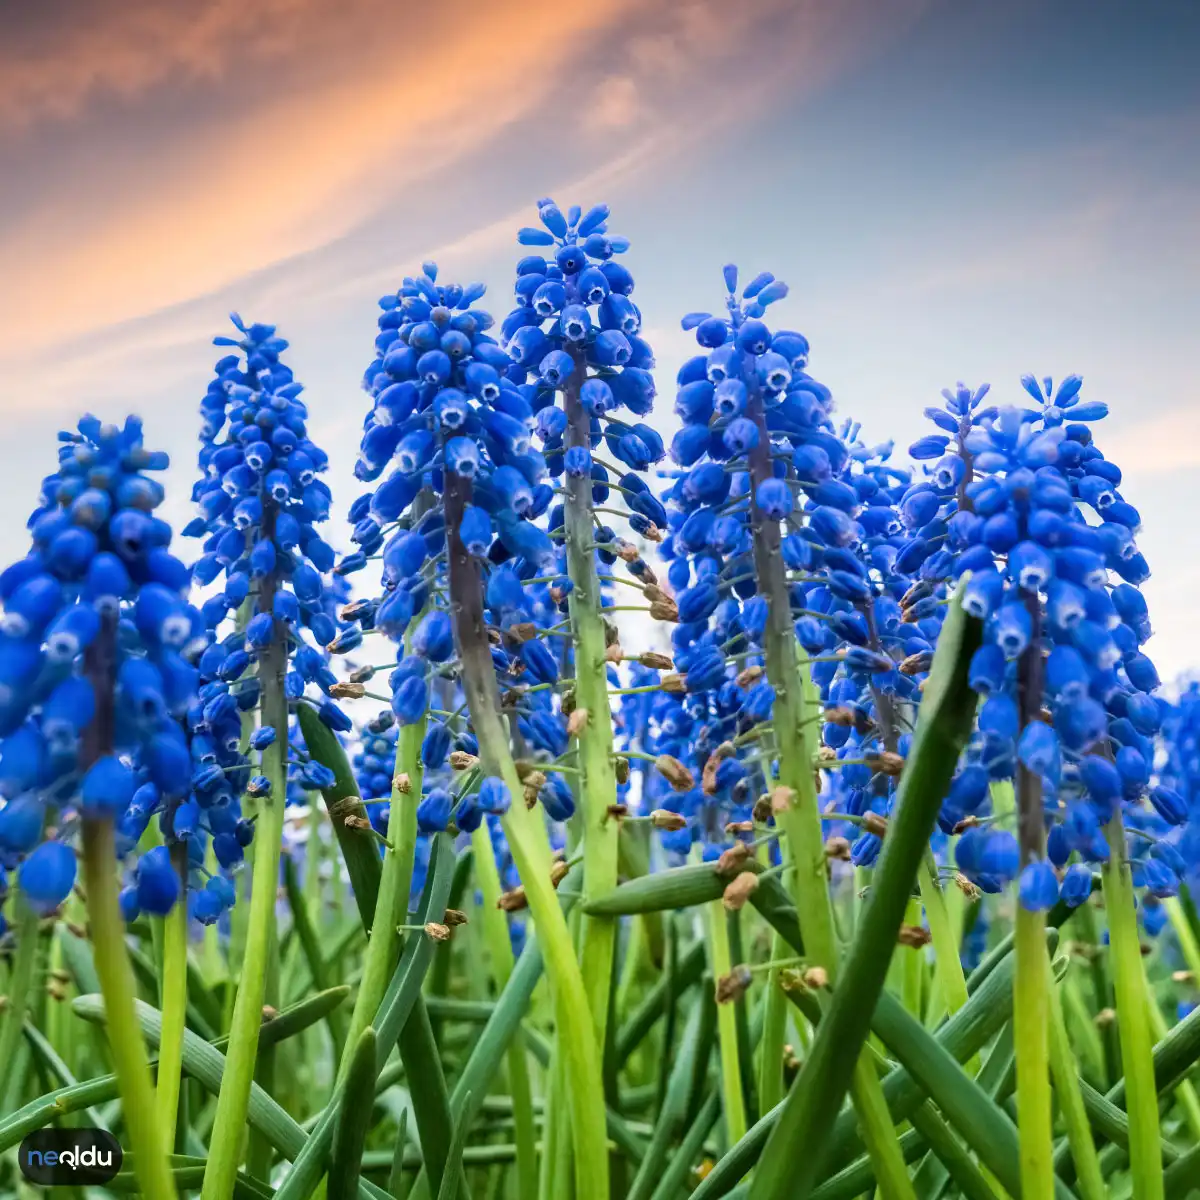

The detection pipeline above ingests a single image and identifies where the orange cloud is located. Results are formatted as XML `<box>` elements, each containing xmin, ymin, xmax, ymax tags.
<box><xmin>0</xmin><ymin>0</ymin><xmax>928</xmax><ymax>362</ymax></box>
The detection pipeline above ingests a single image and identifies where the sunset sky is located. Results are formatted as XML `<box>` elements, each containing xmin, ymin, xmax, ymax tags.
<box><xmin>2</xmin><ymin>0</ymin><xmax>1198</xmax><ymax>669</ymax></box>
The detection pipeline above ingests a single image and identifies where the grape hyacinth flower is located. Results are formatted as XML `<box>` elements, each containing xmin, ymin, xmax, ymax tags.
<box><xmin>660</xmin><ymin>269</ymin><xmax>908</xmax><ymax>1148</ymax></box>
<box><xmin>502</xmin><ymin>197</ymin><xmax>669</xmax><ymax>1040</ymax></box>
<box><xmin>906</xmin><ymin>374</ymin><xmax>1165</xmax><ymax>1192</ymax></box>
<box><xmin>0</xmin><ymin>416</ymin><xmax>197</xmax><ymax>1199</ymax></box>
<box><xmin>330</xmin><ymin>258</ymin><xmax>609</xmax><ymax>1198</ymax></box>
<box><xmin>186</xmin><ymin>316</ymin><xmax>339</xmax><ymax>1199</ymax></box>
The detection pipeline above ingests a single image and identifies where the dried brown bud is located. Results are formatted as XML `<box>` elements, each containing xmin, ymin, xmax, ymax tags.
<box><xmin>329</xmin><ymin>681</ymin><xmax>366</xmax><ymax>700</ymax></box>
<box><xmin>567</xmin><ymin>708</ymin><xmax>590</xmax><ymax>736</ymax></box>
<box><xmin>46</xmin><ymin>983</ymin><xmax>66</xmax><ymax>1002</ymax></box>
<box><xmin>655</xmin><ymin>754</ymin><xmax>695</xmax><ymax>792</ymax></box>
<box><xmin>486</xmin><ymin>627</ymin><xmax>502</xmax><ymax>645</ymax></box>
<box><xmin>497</xmin><ymin>887</ymin><xmax>528</xmax><ymax>913</ymax></box>
<box><xmin>550</xmin><ymin>586</ymin><xmax>566</xmax><ymax>604</ymax></box>
<box><xmin>349</xmin><ymin>664</ymin><xmax>376</xmax><ymax>684</ymax></box>
<box><xmin>605</xmin><ymin>644</ymin><xmax>624</xmax><ymax>664</ymax></box>
<box><xmin>614</xmin><ymin>756</ymin><xmax>630</xmax><ymax>785</ymax></box>
<box><xmin>344</xmin><ymin>814</ymin><xmax>372</xmax><ymax>830</ymax></box>
<box><xmin>424</xmin><ymin>922</ymin><xmax>452</xmax><ymax>942</ymax></box>
<box><xmin>724</xmin><ymin>820</ymin><xmax>754</xmax><ymax>835</ymax></box>
<box><xmin>643</xmin><ymin>583</ymin><xmax>666</xmax><ymax>603</ymax></box>
<box><xmin>650</xmin><ymin>809</ymin><xmax>688</xmax><ymax>832</ymax></box>
<box><xmin>900</xmin><ymin>580</ymin><xmax>932</xmax><ymax>609</ymax></box>
<box><xmin>509</xmin><ymin>622</ymin><xmax>538</xmax><ymax>643</ymax></box>
<box><xmin>444</xmin><ymin>909</ymin><xmax>469</xmax><ymax>927</ymax></box>
<box><xmin>723</xmin><ymin>872</ymin><xmax>759</xmax><ymax>911</ymax></box>
<box><xmin>715</xmin><ymin>964</ymin><xmax>753</xmax><ymax>1004</ymax></box>
<box><xmin>649</xmin><ymin>599</ymin><xmax>679</xmax><ymax>623</ymax></box>
<box><xmin>393</xmin><ymin>773</ymin><xmax>412</xmax><ymax>795</ymax></box>
<box><xmin>605</xmin><ymin>803</ymin><xmax>628</xmax><ymax>822</ymax></box>
<box><xmin>641</xmin><ymin>522</ymin><xmax>663</xmax><ymax>543</ymax></box>
<box><xmin>449</xmin><ymin>751</ymin><xmax>478</xmax><ymax>771</ymax></box>
<box><xmin>639</xmin><ymin>651</ymin><xmax>674</xmax><ymax>670</ymax></box>
<box><xmin>261</xmin><ymin>1005</ymin><xmax>279</xmax><ymax>1022</ymax></box>
<box><xmin>66</xmin><ymin>921</ymin><xmax>87</xmax><ymax>939</ymax></box>
<box><xmin>500</xmin><ymin>686</ymin><xmax>523</xmax><ymax>709</ymax></box>
<box><xmin>51</xmin><ymin>969</ymin><xmax>70</xmax><ymax>984</ymax></box>
<box><xmin>549</xmin><ymin>861</ymin><xmax>570</xmax><ymax>888</ymax></box>
<box><xmin>770</xmin><ymin>786</ymin><xmax>795</xmax><ymax>814</ymax></box>
<box><xmin>603</xmin><ymin>621</ymin><xmax>620</xmax><ymax>646</ymax></box>
<box><xmin>752</xmin><ymin>795</ymin><xmax>772</xmax><ymax>824</ymax></box>
<box><xmin>1173</xmin><ymin>970</ymin><xmax>1196</xmax><ymax>984</ymax></box>
<box><xmin>616</xmin><ymin>541</ymin><xmax>639</xmax><ymax>563</ymax></box>
<box><xmin>803</xmin><ymin>967</ymin><xmax>829</xmax><ymax>990</ymax></box>
<box><xmin>899</xmin><ymin>652</ymin><xmax>933</xmax><ymax>676</ymax></box>
<box><xmin>1095</xmin><ymin>1007</ymin><xmax>1116</xmax><ymax>1029</ymax></box>
<box><xmin>523</xmin><ymin>770</ymin><xmax>547</xmax><ymax>793</ymax></box>
<box><xmin>823</xmin><ymin>706</ymin><xmax>856</xmax><ymax>727</ymax></box>
<box><xmin>952</xmin><ymin>815</ymin><xmax>980</xmax><ymax>835</ymax></box>
<box><xmin>715</xmin><ymin>842</ymin><xmax>750</xmax><ymax>877</ymax></box>
<box><xmin>817</xmin><ymin>746</ymin><xmax>838</xmax><ymax>764</ymax></box>
<box><xmin>861</xmin><ymin>811</ymin><xmax>889</xmax><ymax>838</ymax></box>
<box><xmin>825</xmin><ymin>836</ymin><xmax>852</xmax><ymax>862</ymax></box>
<box><xmin>639</xmin><ymin>566</ymin><xmax>659</xmax><ymax>586</ymax></box>
<box><xmin>897</xmin><ymin>924</ymin><xmax>932</xmax><ymax>948</ymax></box>
<box><xmin>661</xmin><ymin>672</ymin><xmax>687</xmax><ymax>694</ymax></box>
<box><xmin>735</xmin><ymin>665</ymin><xmax>765</xmax><ymax>689</ymax></box>
<box><xmin>953</xmin><ymin>872</ymin><xmax>982</xmax><ymax>901</ymax></box>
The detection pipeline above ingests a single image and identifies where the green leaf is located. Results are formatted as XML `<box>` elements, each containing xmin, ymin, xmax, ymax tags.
<box><xmin>297</xmin><ymin>701</ymin><xmax>382</xmax><ymax>928</ymax></box>
<box><xmin>748</xmin><ymin>586</ymin><xmax>982</xmax><ymax>1200</ymax></box>
<box><xmin>330</xmin><ymin>1027</ymin><xmax>379</xmax><ymax>1200</ymax></box>
<box><xmin>435</xmin><ymin>1091</ymin><xmax>473</xmax><ymax>1200</ymax></box>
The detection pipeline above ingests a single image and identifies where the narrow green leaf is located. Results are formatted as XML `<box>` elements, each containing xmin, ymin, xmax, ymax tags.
<box><xmin>435</xmin><ymin>1092</ymin><xmax>473</xmax><ymax>1200</ymax></box>
<box><xmin>749</xmin><ymin>587</ymin><xmax>982</xmax><ymax>1200</ymax></box>
<box><xmin>330</xmin><ymin>1027</ymin><xmax>379</xmax><ymax>1200</ymax></box>
<box><xmin>645</xmin><ymin>1093</ymin><xmax>721</xmax><ymax>1200</ymax></box>
<box><xmin>615</xmin><ymin>940</ymin><xmax>706</xmax><ymax>1068</ymax></box>
<box><xmin>283</xmin><ymin>854</ymin><xmax>347</xmax><ymax>1050</ymax></box>
<box><xmin>388</xmin><ymin>1109</ymin><xmax>410</xmax><ymax>1200</ymax></box>
<box><xmin>297</xmin><ymin>702</ymin><xmax>382</xmax><ymax>929</ymax></box>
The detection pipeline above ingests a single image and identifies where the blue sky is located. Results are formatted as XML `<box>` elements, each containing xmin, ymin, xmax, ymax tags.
<box><xmin>1</xmin><ymin>0</ymin><xmax>1197</xmax><ymax>669</ymax></box>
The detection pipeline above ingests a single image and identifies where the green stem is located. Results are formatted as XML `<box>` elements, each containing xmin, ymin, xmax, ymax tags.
<box><xmin>745</xmin><ymin>391</ymin><xmax>909</xmax><ymax>1182</ymax></box>
<box><xmin>82</xmin><ymin>820</ymin><xmax>177</xmax><ymax>1200</ymax></box>
<box><xmin>203</xmin><ymin>565</ymin><xmax>290</xmax><ymax>1200</ymax></box>
<box><xmin>706</xmin><ymin>898</ymin><xmax>747</xmax><ymax>1145</ymax></box>
<box><xmin>1013</xmin><ymin>596</ymin><xmax>1053</xmax><ymax>1198</ymax></box>
<box><xmin>917</xmin><ymin>855</ymin><xmax>969</xmax><ymax>1020</ymax></box>
<box><xmin>757</xmin><ymin>936</ymin><xmax>789</xmax><ymax>1115</ymax></box>
<box><xmin>1047</xmin><ymin>955</ymin><xmax>1105</xmax><ymax>1200</ymax></box>
<box><xmin>445</xmin><ymin>472</ymin><xmax>606</xmax><ymax>1200</ymax></box>
<box><xmin>469</xmin><ymin>825</ymin><xmax>538</xmax><ymax>1200</ymax></box>
<box><xmin>155</xmin><ymin>843</ymin><xmax>189</xmax><ymax>1144</ymax></box>
<box><xmin>0</xmin><ymin>899</ymin><xmax>40</xmax><ymax>1116</ymax></box>
<box><xmin>563</xmin><ymin>351</ymin><xmax>620</xmax><ymax>1054</ymax></box>
<box><xmin>339</xmin><ymin>716</ymin><xmax>425</xmax><ymax>1078</ymax></box>
<box><xmin>848</xmin><ymin>1057</ymin><xmax>919</xmax><ymax>1200</ymax></box>
<box><xmin>1015</xmin><ymin>908</ymin><xmax>1053</xmax><ymax>1194</ymax></box>
<box><xmin>1102</xmin><ymin>810</ymin><xmax>1163</xmax><ymax>1200</ymax></box>
<box><xmin>1165</xmin><ymin>896</ymin><xmax>1200</xmax><ymax>982</ymax></box>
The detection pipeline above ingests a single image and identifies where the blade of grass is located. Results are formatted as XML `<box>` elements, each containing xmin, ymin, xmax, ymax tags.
<box><xmin>435</xmin><ymin>1092</ymin><xmax>473</xmax><ymax>1200</ymax></box>
<box><xmin>387</xmin><ymin>1110</ymin><xmax>410</xmax><ymax>1200</ymax></box>
<box><xmin>748</xmin><ymin>588</ymin><xmax>982</xmax><ymax>1200</ymax></box>
<box><xmin>330</xmin><ymin>1027</ymin><xmax>379</xmax><ymax>1200</ymax></box>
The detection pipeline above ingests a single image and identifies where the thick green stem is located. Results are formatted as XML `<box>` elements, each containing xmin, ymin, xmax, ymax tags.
<box><xmin>155</xmin><ymin>843</ymin><xmax>189</xmax><ymax>1144</ymax></box>
<box><xmin>0</xmin><ymin>899</ymin><xmax>40</xmax><ymax>1115</ymax></box>
<box><xmin>848</xmin><ymin>1057</ymin><xmax>918</xmax><ymax>1200</ymax></box>
<box><xmin>445</xmin><ymin>473</ymin><xmax>607</xmax><ymax>1200</ymax></box>
<box><xmin>203</xmin><ymin>555</ymin><xmax>290</xmax><ymax>1200</ymax></box>
<box><xmin>340</xmin><ymin>716</ymin><xmax>425</xmax><ymax>1078</ymax></box>
<box><xmin>1165</xmin><ymin>896</ymin><xmax>1200</xmax><ymax>982</ymax></box>
<box><xmin>1102</xmin><ymin>810</ymin><xmax>1163</xmax><ymax>1199</ymax></box>
<box><xmin>1015</xmin><ymin>907</ymin><xmax>1053</xmax><ymax>1193</ymax></box>
<box><xmin>83</xmin><ymin>820</ymin><xmax>177</xmax><ymax>1199</ymax></box>
<box><xmin>563</xmin><ymin>354</ymin><xmax>620</xmax><ymax>1054</ymax></box>
<box><xmin>706</xmin><ymin>898</ymin><xmax>747</xmax><ymax>1145</ymax></box>
<box><xmin>746</xmin><ymin>390</ymin><xmax>908</xmax><ymax>1181</ymax></box>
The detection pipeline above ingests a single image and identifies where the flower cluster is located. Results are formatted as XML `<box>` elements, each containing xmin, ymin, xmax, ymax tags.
<box><xmin>0</xmin><ymin>417</ymin><xmax>205</xmax><ymax>918</ymax></box>
<box><xmin>901</xmin><ymin>378</ymin><xmax>1170</xmax><ymax>909</ymax></box>
<box><xmin>174</xmin><ymin>316</ymin><xmax>340</xmax><ymax>923</ymax></box>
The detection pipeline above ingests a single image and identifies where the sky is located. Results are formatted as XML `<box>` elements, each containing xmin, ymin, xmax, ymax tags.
<box><xmin>1</xmin><ymin>0</ymin><xmax>1198</xmax><ymax>671</ymax></box>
